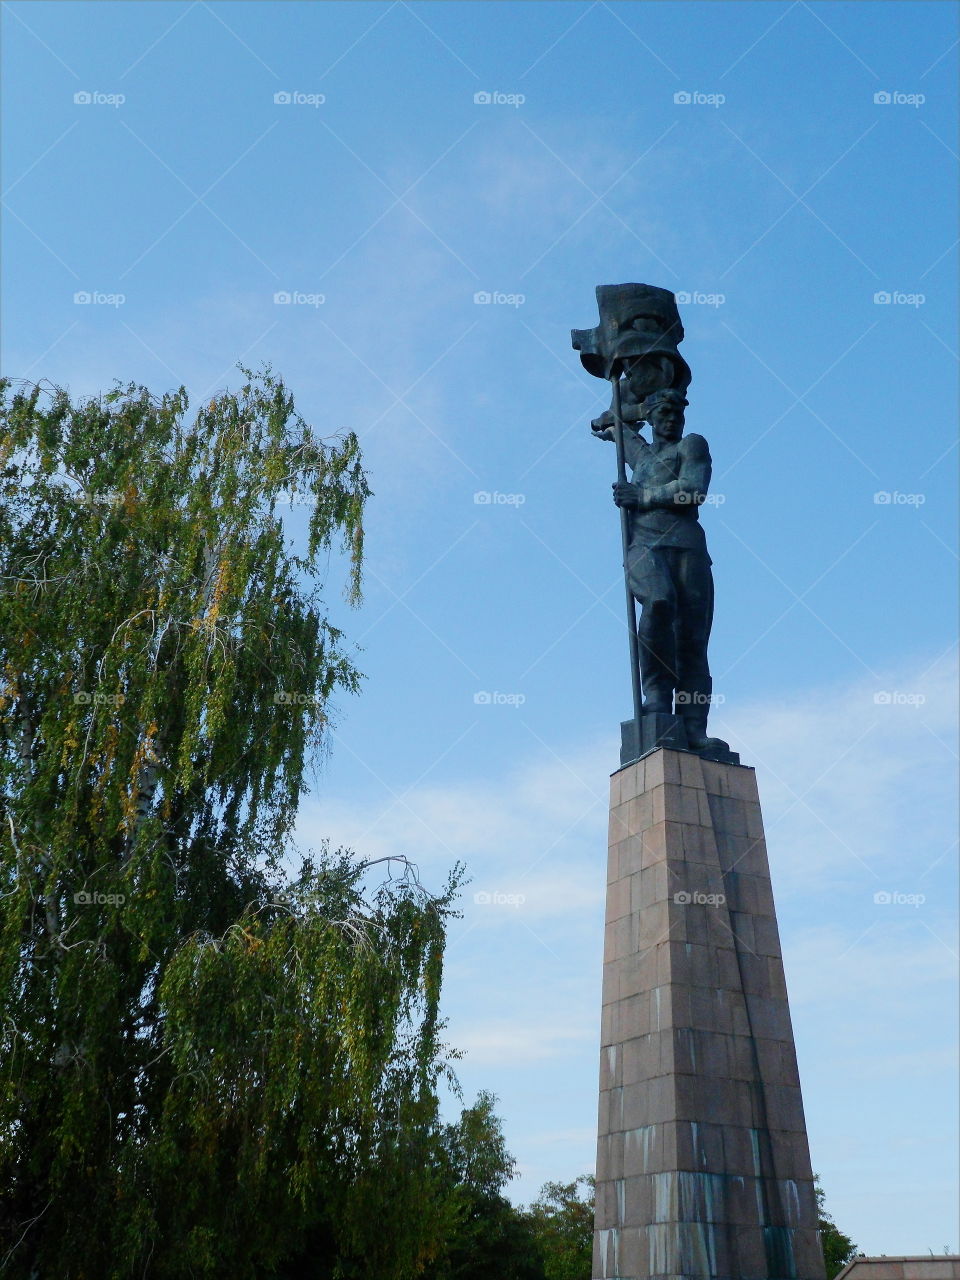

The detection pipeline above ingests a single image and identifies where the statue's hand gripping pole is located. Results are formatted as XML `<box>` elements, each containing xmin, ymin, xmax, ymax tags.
<box><xmin>611</xmin><ymin>373</ymin><xmax>645</xmax><ymax>734</ymax></box>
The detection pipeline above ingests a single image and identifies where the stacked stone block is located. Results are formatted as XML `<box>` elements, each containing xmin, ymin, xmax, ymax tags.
<box><xmin>593</xmin><ymin>748</ymin><xmax>825</xmax><ymax>1280</ymax></box>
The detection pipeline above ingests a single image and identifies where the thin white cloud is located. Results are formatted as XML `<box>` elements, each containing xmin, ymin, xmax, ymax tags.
<box><xmin>452</xmin><ymin>1017</ymin><xmax>594</xmax><ymax>1066</ymax></box>
<box><xmin>302</xmin><ymin>647</ymin><xmax>957</xmax><ymax>911</ymax></box>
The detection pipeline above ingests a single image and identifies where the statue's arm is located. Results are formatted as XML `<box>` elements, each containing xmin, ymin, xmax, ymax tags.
<box><xmin>623</xmin><ymin>427</ymin><xmax>646</xmax><ymax>470</ymax></box>
<box><xmin>639</xmin><ymin>434</ymin><xmax>712</xmax><ymax>508</ymax></box>
<box><xmin>592</xmin><ymin>418</ymin><xmax>646</xmax><ymax>468</ymax></box>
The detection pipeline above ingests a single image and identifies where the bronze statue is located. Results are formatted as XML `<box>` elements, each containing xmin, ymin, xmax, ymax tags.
<box><xmin>572</xmin><ymin>284</ymin><xmax>734</xmax><ymax>764</ymax></box>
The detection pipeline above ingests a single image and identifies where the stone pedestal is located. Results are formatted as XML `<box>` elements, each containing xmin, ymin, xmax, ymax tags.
<box><xmin>594</xmin><ymin>748</ymin><xmax>826</xmax><ymax>1280</ymax></box>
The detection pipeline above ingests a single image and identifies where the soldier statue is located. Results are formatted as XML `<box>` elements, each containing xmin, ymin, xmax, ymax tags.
<box><xmin>573</xmin><ymin>284</ymin><xmax>732</xmax><ymax>761</ymax></box>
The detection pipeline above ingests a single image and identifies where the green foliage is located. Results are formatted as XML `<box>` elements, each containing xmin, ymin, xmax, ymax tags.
<box><xmin>0</xmin><ymin>371</ymin><xmax>462</xmax><ymax>1277</ymax></box>
<box><xmin>525</xmin><ymin>1177</ymin><xmax>595</xmax><ymax>1280</ymax></box>
<box><xmin>816</xmin><ymin>1175</ymin><xmax>859</xmax><ymax>1279</ymax></box>
<box><xmin>424</xmin><ymin>1094</ymin><xmax>546</xmax><ymax>1280</ymax></box>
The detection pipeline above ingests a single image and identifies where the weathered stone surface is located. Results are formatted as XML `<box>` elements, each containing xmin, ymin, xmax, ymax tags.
<box><xmin>593</xmin><ymin>748</ymin><xmax>825</xmax><ymax>1280</ymax></box>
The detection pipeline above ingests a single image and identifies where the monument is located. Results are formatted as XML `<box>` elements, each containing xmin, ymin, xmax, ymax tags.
<box><xmin>572</xmin><ymin>285</ymin><xmax>826</xmax><ymax>1280</ymax></box>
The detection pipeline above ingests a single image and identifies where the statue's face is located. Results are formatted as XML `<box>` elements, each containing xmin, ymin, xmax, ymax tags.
<box><xmin>648</xmin><ymin>401</ymin><xmax>685</xmax><ymax>442</ymax></box>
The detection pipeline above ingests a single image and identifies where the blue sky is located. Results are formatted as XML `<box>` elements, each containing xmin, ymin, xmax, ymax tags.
<box><xmin>3</xmin><ymin>0</ymin><xmax>958</xmax><ymax>1255</ymax></box>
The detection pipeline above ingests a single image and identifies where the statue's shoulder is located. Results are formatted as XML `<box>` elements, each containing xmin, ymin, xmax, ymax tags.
<box><xmin>680</xmin><ymin>432</ymin><xmax>711</xmax><ymax>456</ymax></box>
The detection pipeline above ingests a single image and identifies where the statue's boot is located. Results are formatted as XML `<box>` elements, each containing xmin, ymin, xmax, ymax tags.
<box><xmin>638</xmin><ymin>617</ymin><xmax>676</xmax><ymax>715</ymax></box>
<box><xmin>678</xmin><ymin>674</ymin><xmax>730</xmax><ymax>753</ymax></box>
<box><xmin>640</xmin><ymin>670</ymin><xmax>674</xmax><ymax>715</ymax></box>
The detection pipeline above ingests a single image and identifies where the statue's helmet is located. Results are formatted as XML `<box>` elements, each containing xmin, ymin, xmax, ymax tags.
<box><xmin>571</xmin><ymin>283</ymin><xmax>691</xmax><ymax>400</ymax></box>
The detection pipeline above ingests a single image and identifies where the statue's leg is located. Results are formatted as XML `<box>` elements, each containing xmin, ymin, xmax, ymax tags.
<box><xmin>628</xmin><ymin>544</ymin><xmax>679</xmax><ymax>713</ymax></box>
<box><xmin>675</xmin><ymin>551</ymin><xmax>723</xmax><ymax>748</ymax></box>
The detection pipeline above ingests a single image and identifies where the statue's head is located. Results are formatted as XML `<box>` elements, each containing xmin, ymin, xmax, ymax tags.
<box><xmin>641</xmin><ymin>388</ymin><xmax>687</xmax><ymax>441</ymax></box>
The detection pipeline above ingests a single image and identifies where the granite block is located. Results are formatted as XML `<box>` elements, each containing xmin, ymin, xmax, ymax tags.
<box><xmin>767</xmin><ymin>956</ymin><xmax>789</xmax><ymax>1000</ymax></box>
<box><xmin>715</xmin><ymin>944</ymin><xmax>743</xmax><ymax>990</ymax></box>
<box><xmin>640</xmin><ymin>822</ymin><xmax>670</xmax><ymax>869</ymax></box>
<box><xmin>624</xmin><ymin>1123</ymin><xmax>667</xmax><ymax>1177</ymax></box>
<box><xmin>623</xmin><ymin>1033</ymin><xmax>663</xmax><ymax>1087</ymax></box>
<box><xmin>644</xmin><ymin>750</ymin><xmax>681</xmax><ymax>788</ymax></box>
<box><xmin>627</xmin><ymin>790</ymin><xmax>657</xmax><ymax>833</ymax></box>
<box><xmin>609</xmin><ymin>805</ymin><xmax>632</xmax><ymax>846</ymax></box>
<box><xmin>623</xmin><ymin>1174</ymin><xmax>654</xmax><ymax>1227</ymax></box>
<box><xmin>639</xmin><ymin>860</ymin><xmax>671</xmax><ymax>908</ymax></box>
<box><xmin>595</xmin><ymin>1176</ymin><xmax>619</xmax><ymax>1228</ymax></box>
<box><xmin>638</xmin><ymin>899</ymin><xmax>672</xmax><ymax>950</ymax></box>
<box><xmin>623</xmin><ymin>1072</ymin><xmax>673</xmax><ymax>1128</ymax></box>
<box><xmin>607</xmin><ymin>874</ymin><xmax>632</xmax><ymax>923</ymax></box>
<box><xmin>599</xmin><ymin>1042</ymin><xmax>623</xmax><ymax>1091</ymax></box>
<box><xmin>752</xmin><ymin>914</ymin><xmax>782</xmax><ymax>957</ymax></box>
<box><xmin>597</xmin><ymin>1129</ymin><xmax>625</xmax><ymax>1182</ymax></box>
<box><xmin>678</xmin><ymin>750</ymin><xmax>706</xmax><ymax>789</ymax></box>
<box><xmin>662</xmin><ymin>782</ymin><xmax>703</xmax><ymax>826</ymax></box>
<box><xmin>722</xmin><ymin>834</ymin><xmax>770</xmax><ymax>878</ymax></box>
<box><xmin>729</xmin><ymin>911</ymin><xmax>757</xmax><ymax>954</ymax></box>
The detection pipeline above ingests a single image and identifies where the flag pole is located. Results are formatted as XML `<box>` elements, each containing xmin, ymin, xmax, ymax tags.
<box><xmin>610</xmin><ymin>371</ymin><xmax>644</xmax><ymax>739</ymax></box>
